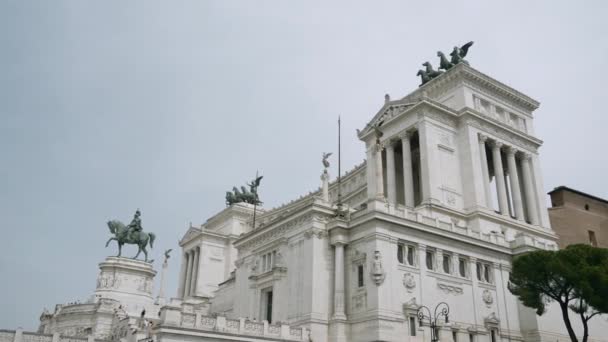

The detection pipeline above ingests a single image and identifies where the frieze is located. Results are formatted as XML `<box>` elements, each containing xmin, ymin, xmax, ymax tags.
<box><xmin>421</xmin><ymin>107</ymin><xmax>458</xmax><ymax>128</ymax></box>
<box><xmin>238</xmin><ymin>213</ymin><xmax>313</xmax><ymax>250</ymax></box>
<box><xmin>303</xmin><ymin>229</ymin><xmax>327</xmax><ymax>240</ymax></box>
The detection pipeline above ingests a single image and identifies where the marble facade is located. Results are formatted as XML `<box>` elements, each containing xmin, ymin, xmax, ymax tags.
<box><xmin>163</xmin><ymin>63</ymin><xmax>607</xmax><ymax>341</ymax></box>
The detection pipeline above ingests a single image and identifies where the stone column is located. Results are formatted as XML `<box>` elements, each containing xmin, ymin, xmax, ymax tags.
<box><xmin>491</xmin><ymin>141</ymin><xmax>509</xmax><ymax>215</ymax></box>
<box><xmin>321</xmin><ymin>171</ymin><xmax>330</xmax><ymax>203</ymax></box>
<box><xmin>374</xmin><ymin>142</ymin><xmax>385</xmax><ymax>199</ymax></box>
<box><xmin>506</xmin><ymin>147</ymin><xmax>525</xmax><ymax>221</ymax></box>
<box><xmin>386</xmin><ymin>142</ymin><xmax>397</xmax><ymax>205</ymax></box>
<box><xmin>156</xmin><ymin>257</ymin><xmax>169</xmax><ymax>305</ymax></box>
<box><xmin>332</xmin><ymin>243</ymin><xmax>347</xmax><ymax>320</ymax></box>
<box><xmin>521</xmin><ymin>154</ymin><xmax>540</xmax><ymax>225</ymax></box>
<box><xmin>401</xmin><ymin>132</ymin><xmax>415</xmax><ymax>207</ymax></box>
<box><xmin>183</xmin><ymin>250</ymin><xmax>192</xmax><ymax>297</ymax></box>
<box><xmin>469</xmin><ymin>257</ymin><xmax>480</xmax><ymax>328</ymax></box>
<box><xmin>189</xmin><ymin>247</ymin><xmax>199</xmax><ymax>297</ymax></box>
<box><xmin>478</xmin><ymin>134</ymin><xmax>492</xmax><ymax>208</ymax></box>
<box><xmin>177</xmin><ymin>252</ymin><xmax>188</xmax><ymax>298</ymax></box>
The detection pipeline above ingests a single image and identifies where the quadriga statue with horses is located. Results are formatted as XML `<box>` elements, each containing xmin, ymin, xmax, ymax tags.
<box><xmin>417</xmin><ymin>41</ymin><xmax>474</xmax><ymax>86</ymax></box>
<box><xmin>225</xmin><ymin>175</ymin><xmax>263</xmax><ymax>206</ymax></box>
<box><xmin>105</xmin><ymin>209</ymin><xmax>156</xmax><ymax>262</ymax></box>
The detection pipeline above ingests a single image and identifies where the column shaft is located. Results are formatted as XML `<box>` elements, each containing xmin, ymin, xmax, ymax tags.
<box><xmin>183</xmin><ymin>251</ymin><xmax>192</xmax><ymax>297</ymax></box>
<box><xmin>506</xmin><ymin>148</ymin><xmax>525</xmax><ymax>221</ymax></box>
<box><xmin>386</xmin><ymin>143</ymin><xmax>397</xmax><ymax>205</ymax></box>
<box><xmin>521</xmin><ymin>155</ymin><xmax>540</xmax><ymax>225</ymax></box>
<box><xmin>177</xmin><ymin>252</ymin><xmax>188</xmax><ymax>298</ymax></box>
<box><xmin>491</xmin><ymin>142</ymin><xmax>509</xmax><ymax>215</ymax></box>
<box><xmin>401</xmin><ymin>133</ymin><xmax>415</xmax><ymax>207</ymax></box>
<box><xmin>375</xmin><ymin>143</ymin><xmax>384</xmax><ymax>198</ymax></box>
<box><xmin>478</xmin><ymin>135</ymin><xmax>492</xmax><ymax>208</ymax></box>
<box><xmin>332</xmin><ymin>244</ymin><xmax>347</xmax><ymax>320</ymax></box>
<box><xmin>189</xmin><ymin>247</ymin><xmax>199</xmax><ymax>297</ymax></box>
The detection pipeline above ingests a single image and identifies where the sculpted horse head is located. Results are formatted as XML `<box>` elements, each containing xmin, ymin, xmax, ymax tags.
<box><xmin>417</xmin><ymin>69</ymin><xmax>430</xmax><ymax>85</ymax></box>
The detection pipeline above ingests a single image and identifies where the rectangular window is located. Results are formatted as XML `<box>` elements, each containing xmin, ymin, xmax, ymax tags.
<box><xmin>426</xmin><ymin>251</ymin><xmax>435</xmax><ymax>270</ymax></box>
<box><xmin>459</xmin><ymin>258</ymin><xmax>466</xmax><ymax>277</ymax></box>
<box><xmin>357</xmin><ymin>265</ymin><xmax>364</xmax><ymax>287</ymax></box>
<box><xmin>490</xmin><ymin>330</ymin><xmax>496</xmax><ymax>342</ymax></box>
<box><xmin>272</xmin><ymin>251</ymin><xmax>276</xmax><ymax>268</ymax></box>
<box><xmin>476</xmin><ymin>262</ymin><xmax>482</xmax><ymax>281</ymax></box>
<box><xmin>469</xmin><ymin>333</ymin><xmax>474</xmax><ymax>342</ymax></box>
<box><xmin>453</xmin><ymin>331</ymin><xmax>458</xmax><ymax>342</ymax></box>
<box><xmin>407</xmin><ymin>246</ymin><xmax>415</xmax><ymax>266</ymax></box>
<box><xmin>589</xmin><ymin>230</ymin><xmax>598</xmax><ymax>247</ymax></box>
<box><xmin>397</xmin><ymin>244</ymin><xmax>404</xmax><ymax>264</ymax></box>
<box><xmin>263</xmin><ymin>255</ymin><xmax>267</xmax><ymax>271</ymax></box>
<box><xmin>409</xmin><ymin>316</ymin><xmax>416</xmax><ymax>336</ymax></box>
<box><xmin>443</xmin><ymin>254</ymin><xmax>451</xmax><ymax>274</ymax></box>
<box><xmin>266</xmin><ymin>290</ymin><xmax>273</xmax><ymax>323</ymax></box>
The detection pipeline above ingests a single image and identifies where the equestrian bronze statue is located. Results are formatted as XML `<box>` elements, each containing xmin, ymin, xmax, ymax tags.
<box><xmin>105</xmin><ymin>209</ymin><xmax>156</xmax><ymax>262</ymax></box>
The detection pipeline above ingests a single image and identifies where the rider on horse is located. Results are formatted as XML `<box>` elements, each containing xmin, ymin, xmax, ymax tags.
<box><xmin>126</xmin><ymin>209</ymin><xmax>143</xmax><ymax>241</ymax></box>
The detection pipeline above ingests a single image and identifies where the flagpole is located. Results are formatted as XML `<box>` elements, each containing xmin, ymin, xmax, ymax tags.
<box><xmin>337</xmin><ymin>116</ymin><xmax>342</xmax><ymax>210</ymax></box>
<box><xmin>252</xmin><ymin>170</ymin><xmax>258</xmax><ymax>229</ymax></box>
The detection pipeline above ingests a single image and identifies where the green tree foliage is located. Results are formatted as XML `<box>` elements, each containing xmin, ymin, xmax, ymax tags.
<box><xmin>508</xmin><ymin>244</ymin><xmax>608</xmax><ymax>342</ymax></box>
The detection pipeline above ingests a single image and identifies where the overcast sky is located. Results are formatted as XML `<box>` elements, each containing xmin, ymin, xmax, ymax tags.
<box><xmin>1</xmin><ymin>0</ymin><xmax>607</xmax><ymax>330</ymax></box>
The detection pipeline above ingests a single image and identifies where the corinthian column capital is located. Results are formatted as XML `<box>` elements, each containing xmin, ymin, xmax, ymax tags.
<box><xmin>478</xmin><ymin>133</ymin><xmax>488</xmax><ymax>143</ymax></box>
<box><xmin>506</xmin><ymin>146</ymin><xmax>518</xmax><ymax>156</ymax></box>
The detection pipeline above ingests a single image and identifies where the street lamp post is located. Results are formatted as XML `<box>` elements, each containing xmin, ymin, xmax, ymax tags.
<box><xmin>417</xmin><ymin>302</ymin><xmax>450</xmax><ymax>342</ymax></box>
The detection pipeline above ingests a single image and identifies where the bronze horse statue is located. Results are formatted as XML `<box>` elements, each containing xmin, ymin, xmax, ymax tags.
<box><xmin>105</xmin><ymin>220</ymin><xmax>156</xmax><ymax>261</ymax></box>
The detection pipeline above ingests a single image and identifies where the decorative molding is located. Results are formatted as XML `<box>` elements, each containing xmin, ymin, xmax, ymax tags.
<box><xmin>437</xmin><ymin>282</ymin><xmax>464</xmax><ymax>295</ymax></box>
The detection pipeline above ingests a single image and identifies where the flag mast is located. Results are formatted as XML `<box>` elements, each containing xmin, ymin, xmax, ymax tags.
<box><xmin>337</xmin><ymin>116</ymin><xmax>343</xmax><ymax>211</ymax></box>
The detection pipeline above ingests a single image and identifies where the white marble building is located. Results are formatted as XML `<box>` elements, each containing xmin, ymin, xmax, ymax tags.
<box><xmin>159</xmin><ymin>63</ymin><xmax>608</xmax><ymax>342</ymax></box>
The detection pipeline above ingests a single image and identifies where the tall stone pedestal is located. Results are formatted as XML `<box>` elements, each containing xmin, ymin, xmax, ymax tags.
<box><xmin>95</xmin><ymin>257</ymin><xmax>157</xmax><ymax>318</ymax></box>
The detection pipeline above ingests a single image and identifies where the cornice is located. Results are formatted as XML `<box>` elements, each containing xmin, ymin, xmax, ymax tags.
<box><xmin>404</xmin><ymin>63</ymin><xmax>539</xmax><ymax>112</ymax></box>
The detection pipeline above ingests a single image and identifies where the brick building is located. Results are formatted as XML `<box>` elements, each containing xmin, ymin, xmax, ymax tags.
<box><xmin>548</xmin><ymin>186</ymin><xmax>608</xmax><ymax>248</ymax></box>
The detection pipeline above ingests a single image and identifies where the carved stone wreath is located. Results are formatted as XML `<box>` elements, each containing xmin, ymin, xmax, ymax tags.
<box><xmin>482</xmin><ymin>289</ymin><xmax>494</xmax><ymax>307</ymax></box>
<box><xmin>403</xmin><ymin>273</ymin><xmax>416</xmax><ymax>293</ymax></box>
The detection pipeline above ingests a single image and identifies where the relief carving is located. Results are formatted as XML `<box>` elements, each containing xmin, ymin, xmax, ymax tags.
<box><xmin>482</xmin><ymin>289</ymin><xmax>494</xmax><ymax>307</ymax></box>
<box><xmin>370</xmin><ymin>251</ymin><xmax>386</xmax><ymax>286</ymax></box>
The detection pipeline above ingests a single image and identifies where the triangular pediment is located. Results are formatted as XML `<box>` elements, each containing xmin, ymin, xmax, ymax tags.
<box><xmin>179</xmin><ymin>226</ymin><xmax>202</xmax><ymax>245</ymax></box>
<box><xmin>358</xmin><ymin>101</ymin><xmax>417</xmax><ymax>139</ymax></box>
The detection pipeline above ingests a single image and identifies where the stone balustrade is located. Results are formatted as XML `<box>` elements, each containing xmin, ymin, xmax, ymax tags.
<box><xmin>0</xmin><ymin>330</ymin><xmax>107</xmax><ymax>342</ymax></box>
<box><xmin>158</xmin><ymin>306</ymin><xmax>309</xmax><ymax>341</ymax></box>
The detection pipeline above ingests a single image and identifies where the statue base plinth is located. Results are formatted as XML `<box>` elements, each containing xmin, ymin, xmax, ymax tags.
<box><xmin>94</xmin><ymin>256</ymin><xmax>157</xmax><ymax>317</ymax></box>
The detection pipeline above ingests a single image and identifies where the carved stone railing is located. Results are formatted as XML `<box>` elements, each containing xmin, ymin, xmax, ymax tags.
<box><xmin>0</xmin><ymin>330</ymin><xmax>107</xmax><ymax>342</ymax></box>
<box><xmin>22</xmin><ymin>333</ymin><xmax>52</xmax><ymax>342</ymax></box>
<box><xmin>158</xmin><ymin>306</ymin><xmax>309</xmax><ymax>341</ymax></box>
<box><xmin>0</xmin><ymin>331</ymin><xmax>15</xmax><ymax>342</ymax></box>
